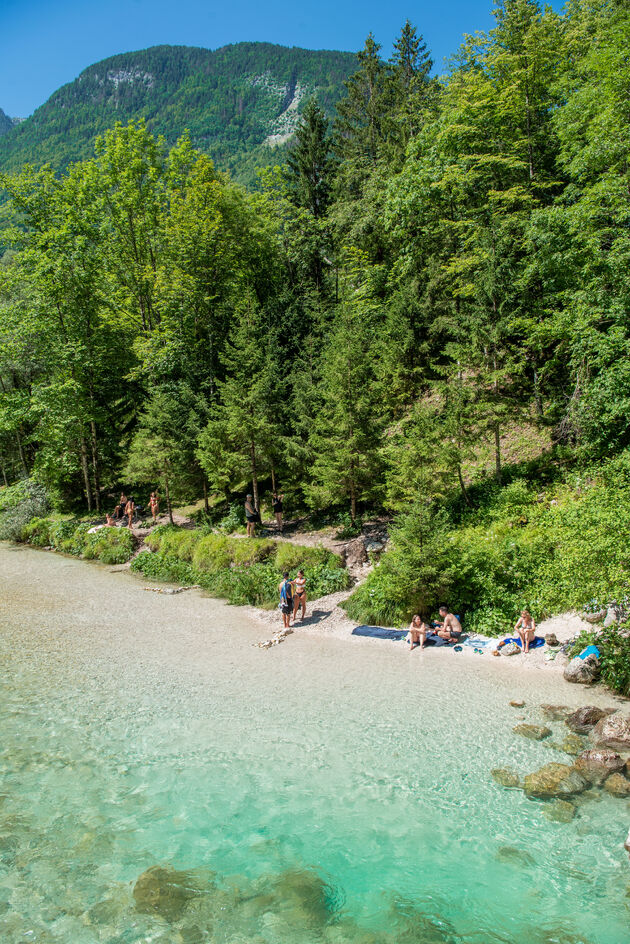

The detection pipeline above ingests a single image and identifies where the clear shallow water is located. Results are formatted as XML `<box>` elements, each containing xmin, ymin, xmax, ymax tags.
<box><xmin>0</xmin><ymin>545</ymin><xmax>629</xmax><ymax>943</ymax></box>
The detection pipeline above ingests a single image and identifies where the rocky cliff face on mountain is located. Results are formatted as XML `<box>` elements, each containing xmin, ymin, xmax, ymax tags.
<box><xmin>0</xmin><ymin>43</ymin><xmax>356</xmax><ymax>183</ymax></box>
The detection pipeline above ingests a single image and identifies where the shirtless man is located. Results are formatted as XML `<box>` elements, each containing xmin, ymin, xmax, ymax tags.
<box><xmin>436</xmin><ymin>606</ymin><xmax>462</xmax><ymax>644</ymax></box>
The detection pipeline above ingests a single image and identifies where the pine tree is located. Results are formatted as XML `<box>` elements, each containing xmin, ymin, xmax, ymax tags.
<box><xmin>285</xmin><ymin>99</ymin><xmax>334</xmax><ymax>219</ymax></box>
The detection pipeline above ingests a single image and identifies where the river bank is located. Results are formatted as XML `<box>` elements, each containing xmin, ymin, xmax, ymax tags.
<box><xmin>1</xmin><ymin>543</ymin><xmax>629</xmax><ymax>944</ymax></box>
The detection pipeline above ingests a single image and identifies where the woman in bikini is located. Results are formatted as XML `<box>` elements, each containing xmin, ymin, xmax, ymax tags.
<box><xmin>515</xmin><ymin>609</ymin><xmax>536</xmax><ymax>653</ymax></box>
<box><xmin>293</xmin><ymin>569</ymin><xmax>307</xmax><ymax>621</ymax></box>
<box><xmin>149</xmin><ymin>491</ymin><xmax>159</xmax><ymax>523</ymax></box>
<box><xmin>271</xmin><ymin>491</ymin><xmax>284</xmax><ymax>532</ymax></box>
<box><xmin>408</xmin><ymin>614</ymin><xmax>430</xmax><ymax>651</ymax></box>
<box><xmin>124</xmin><ymin>496</ymin><xmax>135</xmax><ymax>529</ymax></box>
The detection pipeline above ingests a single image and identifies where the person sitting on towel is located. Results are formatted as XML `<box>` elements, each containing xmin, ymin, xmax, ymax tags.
<box><xmin>408</xmin><ymin>614</ymin><xmax>430</xmax><ymax>651</ymax></box>
<box><xmin>435</xmin><ymin>606</ymin><xmax>462</xmax><ymax>644</ymax></box>
<box><xmin>514</xmin><ymin>609</ymin><xmax>536</xmax><ymax>653</ymax></box>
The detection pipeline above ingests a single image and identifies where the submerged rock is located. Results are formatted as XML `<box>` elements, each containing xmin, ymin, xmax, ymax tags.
<box><xmin>491</xmin><ymin>767</ymin><xmax>521</xmax><ymax>788</ymax></box>
<box><xmin>563</xmin><ymin>656</ymin><xmax>600</xmax><ymax>685</ymax></box>
<box><xmin>559</xmin><ymin>733</ymin><xmax>587</xmax><ymax>756</ymax></box>
<box><xmin>523</xmin><ymin>763</ymin><xmax>588</xmax><ymax>798</ymax></box>
<box><xmin>603</xmin><ymin>773</ymin><xmax>630</xmax><ymax>797</ymax></box>
<box><xmin>574</xmin><ymin>749</ymin><xmax>625</xmax><ymax>784</ymax></box>
<box><xmin>540</xmin><ymin>704</ymin><xmax>571</xmax><ymax>721</ymax></box>
<box><xmin>133</xmin><ymin>865</ymin><xmax>214</xmax><ymax>920</ymax></box>
<box><xmin>592</xmin><ymin>714</ymin><xmax>630</xmax><ymax>750</ymax></box>
<box><xmin>496</xmin><ymin>845</ymin><xmax>535</xmax><ymax>867</ymax></box>
<box><xmin>542</xmin><ymin>799</ymin><xmax>576</xmax><ymax>823</ymax></box>
<box><xmin>566</xmin><ymin>706</ymin><xmax>609</xmax><ymax>734</ymax></box>
<box><xmin>513</xmin><ymin>723</ymin><xmax>551</xmax><ymax>741</ymax></box>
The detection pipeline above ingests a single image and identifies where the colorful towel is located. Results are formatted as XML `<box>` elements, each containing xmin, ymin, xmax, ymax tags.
<box><xmin>502</xmin><ymin>635</ymin><xmax>545</xmax><ymax>650</ymax></box>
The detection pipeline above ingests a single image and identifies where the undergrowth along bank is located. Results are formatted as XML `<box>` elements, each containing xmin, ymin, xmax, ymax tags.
<box><xmin>131</xmin><ymin>525</ymin><xmax>348</xmax><ymax>606</ymax></box>
<box><xmin>344</xmin><ymin>455</ymin><xmax>630</xmax><ymax>636</ymax></box>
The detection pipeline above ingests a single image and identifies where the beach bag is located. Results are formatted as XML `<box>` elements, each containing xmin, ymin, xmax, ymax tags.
<box><xmin>502</xmin><ymin>641</ymin><xmax>520</xmax><ymax>656</ymax></box>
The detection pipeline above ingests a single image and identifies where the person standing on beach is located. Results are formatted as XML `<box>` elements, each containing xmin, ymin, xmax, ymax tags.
<box><xmin>279</xmin><ymin>572</ymin><xmax>294</xmax><ymax>629</ymax></box>
<box><xmin>124</xmin><ymin>496</ymin><xmax>135</xmax><ymax>529</ymax></box>
<box><xmin>244</xmin><ymin>494</ymin><xmax>258</xmax><ymax>537</ymax></box>
<box><xmin>293</xmin><ymin>569</ymin><xmax>307</xmax><ymax>621</ymax></box>
<box><xmin>115</xmin><ymin>492</ymin><xmax>127</xmax><ymax>519</ymax></box>
<box><xmin>271</xmin><ymin>491</ymin><xmax>284</xmax><ymax>532</ymax></box>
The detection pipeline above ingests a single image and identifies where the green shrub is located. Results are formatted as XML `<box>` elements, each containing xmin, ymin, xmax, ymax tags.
<box><xmin>49</xmin><ymin>518</ymin><xmax>81</xmax><ymax>547</ymax></box>
<box><xmin>568</xmin><ymin>626</ymin><xmax>630</xmax><ymax>696</ymax></box>
<box><xmin>131</xmin><ymin>550</ymin><xmax>198</xmax><ymax>585</ymax></box>
<box><xmin>0</xmin><ymin>481</ymin><xmax>49</xmax><ymax>541</ymax></box>
<box><xmin>215</xmin><ymin>501</ymin><xmax>246</xmax><ymax>533</ymax></box>
<box><xmin>274</xmin><ymin>542</ymin><xmax>341</xmax><ymax>572</ymax></box>
<box><xmin>230</xmin><ymin>537</ymin><xmax>275</xmax><ymax>566</ymax></box>
<box><xmin>192</xmin><ymin>534</ymin><xmax>232</xmax><ymax>572</ymax></box>
<box><xmin>21</xmin><ymin>516</ymin><xmax>52</xmax><ymax>547</ymax></box>
<box><xmin>83</xmin><ymin>527</ymin><xmax>134</xmax><ymax>564</ymax></box>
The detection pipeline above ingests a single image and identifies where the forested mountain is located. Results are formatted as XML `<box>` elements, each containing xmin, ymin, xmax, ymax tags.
<box><xmin>0</xmin><ymin>43</ymin><xmax>356</xmax><ymax>183</ymax></box>
<box><xmin>2</xmin><ymin>0</ymin><xmax>630</xmax><ymax>660</ymax></box>
<box><xmin>0</xmin><ymin>109</ymin><xmax>14</xmax><ymax>138</ymax></box>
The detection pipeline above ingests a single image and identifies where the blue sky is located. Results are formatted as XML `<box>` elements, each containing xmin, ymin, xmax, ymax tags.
<box><xmin>1</xmin><ymin>0</ymin><xmax>552</xmax><ymax>117</ymax></box>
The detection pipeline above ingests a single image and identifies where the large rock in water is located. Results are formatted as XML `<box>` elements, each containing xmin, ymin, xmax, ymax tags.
<box><xmin>592</xmin><ymin>714</ymin><xmax>630</xmax><ymax>750</ymax></box>
<box><xmin>540</xmin><ymin>704</ymin><xmax>571</xmax><ymax>721</ymax></box>
<box><xmin>491</xmin><ymin>767</ymin><xmax>521</xmax><ymax>788</ymax></box>
<box><xmin>563</xmin><ymin>655</ymin><xmax>600</xmax><ymax>685</ymax></box>
<box><xmin>574</xmin><ymin>749</ymin><xmax>625</xmax><ymax>784</ymax></box>
<box><xmin>523</xmin><ymin>763</ymin><xmax>588</xmax><ymax>798</ymax></box>
<box><xmin>566</xmin><ymin>706</ymin><xmax>609</xmax><ymax>734</ymax></box>
<box><xmin>542</xmin><ymin>799</ymin><xmax>576</xmax><ymax>823</ymax></box>
<box><xmin>133</xmin><ymin>866</ymin><xmax>210</xmax><ymax>920</ymax></box>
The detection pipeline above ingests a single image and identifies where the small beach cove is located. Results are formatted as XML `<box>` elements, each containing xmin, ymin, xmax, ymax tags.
<box><xmin>1</xmin><ymin>542</ymin><xmax>629</xmax><ymax>943</ymax></box>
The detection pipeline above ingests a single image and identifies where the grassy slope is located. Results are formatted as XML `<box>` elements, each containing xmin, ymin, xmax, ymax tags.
<box><xmin>344</xmin><ymin>452</ymin><xmax>630</xmax><ymax>634</ymax></box>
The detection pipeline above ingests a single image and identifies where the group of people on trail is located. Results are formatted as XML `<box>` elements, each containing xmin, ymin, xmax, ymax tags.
<box><xmin>278</xmin><ymin>570</ymin><xmax>307</xmax><ymax>628</ymax></box>
<box><xmin>108</xmin><ymin>490</ymin><xmax>160</xmax><ymax>528</ymax></box>
<box><xmin>244</xmin><ymin>491</ymin><xmax>284</xmax><ymax>537</ymax></box>
<box><xmin>408</xmin><ymin>607</ymin><xmax>537</xmax><ymax>653</ymax></box>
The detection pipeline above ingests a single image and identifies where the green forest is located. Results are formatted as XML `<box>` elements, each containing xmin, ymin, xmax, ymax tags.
<box><xmin>1</xmin><ymin>0</ymin><xmax>630</xmax><ymax>667</ymax></box>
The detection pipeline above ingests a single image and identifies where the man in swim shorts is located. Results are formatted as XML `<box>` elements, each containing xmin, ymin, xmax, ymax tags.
<box><xmin>435</xmin><ymin>606</ymin><xmax>462</xmax><ymax>644</ymax></box>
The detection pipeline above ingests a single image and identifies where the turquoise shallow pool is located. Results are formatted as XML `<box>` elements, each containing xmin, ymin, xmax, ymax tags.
<box><xmin>0</xmin><ymin>545</ymin><xmax>628</xmax><ymax>943</ymax></box>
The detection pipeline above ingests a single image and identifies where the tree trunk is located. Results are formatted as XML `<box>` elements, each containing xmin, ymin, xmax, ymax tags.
<box><xmin>202</xmin><ymin>477</ymin><xmax>210</xmax><ymax>514</ymax></box>
<box><xmin>350</xmin><ymin>479</ymin><xmax>357</xmax><ymax>523</ymax></box>
<box><xmin>80</xmin><ymin>435</ymin><xmax>93</xmax><ymax>511</ymax></box>
<box><xmin>250</xmin><ymin>441</ymin><xmax>259</xmax><ymax>512</ymax></box>
<box><xmin>90</xmin><ymin>421</ymin><xmax>101</xmax><ymax>512</ymax></box>
<box><xmin>457</xmin><ymin>464</ymin><xmax>472</xmax><ymax>507</ymax></box>
<box><xmin>0</xmin><ymin>463</ymin><xmax>8</xmax><ymax>487</ymax></box>
<box><xmin>270</xmin><ymin>462</ymin><xmax>276</xmax><ymax>493</ymax></box>
<box><xmin>494</xmin><ymin>423</ymin><xmax>502</xmax><ymax>485</ymax></box>
<box><xmin>533</xmin><ymin>369</ymin><xmax>544</xmax><ymax>419</ymax></box>
<box><xmin>15</xmin><ymin>430</ymin><xmax>28</xmax><ymax>476</ymax></box>
<box><xmin>165</xmin><ymin>476</ymin><xmax>173</xmax><ymax>524</ymax></box>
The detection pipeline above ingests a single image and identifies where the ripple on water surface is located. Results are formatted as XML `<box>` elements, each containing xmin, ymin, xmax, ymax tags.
<box><xmin>0</xmin><ymin>545</ymin><xmax>629</xmax><ymax>943</ymax></box>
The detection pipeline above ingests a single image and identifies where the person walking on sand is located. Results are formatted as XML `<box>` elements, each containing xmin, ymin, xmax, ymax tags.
<box><xmin>435</xmin><ymin>606</ymin><xmax>462</xmax><ymax>644</ymax></box>
<box><xmin>408</xmin><ymin>614</ymin><xmax>429</xmax><ymax>651</ymax></box>
<box><xmin>149</xmin><ymin>491</ymin><xmax>159</xmax><ymax>523</ymax></box>
<box><xmin>124</xmin><ymin>496</ymin><xmax>135</xmax><ymax>529</ymax></box>
<box><xmin>293</xmin><ymin>569</ymin><xmax>307</xmax><ymax>621</ymax></box>
<box><xmin>279</xmin><ymin>572</ymin><xmax>294</xmax><ymax>629</ymax></box>
<box><xmin>272</xmin><ymin>491</ymin><xmax>284</xmax><ymax>532</ymax></box>
<box><xmin>244</xmin><ymin>494</ymin><xmax>258</xmax><ymax>537</ymax></box>
<box><xmin>515</xmin><ymin>610</ymin><xmax>536</xmax><ymax>653</ymax></box>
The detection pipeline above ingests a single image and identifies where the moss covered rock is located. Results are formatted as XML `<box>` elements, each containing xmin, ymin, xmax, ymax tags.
<box><xmin>523</xmin><ymin>763</ymin><xmax>587</xmax><ymax>798</ymax></box>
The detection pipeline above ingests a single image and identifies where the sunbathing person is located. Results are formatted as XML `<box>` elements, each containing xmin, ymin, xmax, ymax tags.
<box><xmin>435</xmin><ymin>606</ymin><xmax>462</xmax><ymax>644</ymax></box>
<box><xmin>408</xmin><ymin>614</ymin><xmax>430</xmax><ymax>651</ymax></box>
<box><xmin>515</xmin><ymin>610</ymin><xmax>536</xmax><ymax>653</ymax></box>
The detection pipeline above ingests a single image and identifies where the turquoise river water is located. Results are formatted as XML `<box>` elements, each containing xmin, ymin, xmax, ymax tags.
<box><xmin>0</xmin><ymin>543</ymin><xmax>629</xmax><ymax>943</ymax></box>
